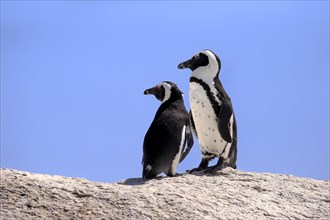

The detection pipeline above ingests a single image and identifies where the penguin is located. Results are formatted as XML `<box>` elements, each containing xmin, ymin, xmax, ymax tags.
<box><xmin>178</xmin><ymin>49</ymin><xmax>237</xmax><ymax>173</ymax></box>
<box><xmin>142</xmin><ymin>81</ymin><xmax>194</xmax><ymax>179</ymax></box>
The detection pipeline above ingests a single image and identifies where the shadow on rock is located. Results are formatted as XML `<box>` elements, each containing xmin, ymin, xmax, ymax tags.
<box><xmin>118</xmin><ymin>175</ymin><xmax>172</xmax><ymax>185</ymax></box>
<box><xmin>184</xmin><ymin>167</ymin><xmax>237</xmax><ymax>177</ymax></box>
<box><xmin>118</xmin><ymin>178</ymin><xmax>147</xmax><ymax>185</ymax></box>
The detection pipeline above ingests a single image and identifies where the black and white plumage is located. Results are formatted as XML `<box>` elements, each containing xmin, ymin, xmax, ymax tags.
<box><xmin>142</xmin><ymin>81</ymin><xmax>194</xmax><ymax>179</ymax></box>
<box><xmin>178</xmin><ymin>49</ymin><xmax>237</xmax><ymax>173</ymax></box>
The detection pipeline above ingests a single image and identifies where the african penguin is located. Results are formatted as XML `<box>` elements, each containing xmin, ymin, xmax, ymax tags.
<box><xmin>142</xmin><ymin>81</ymin><xmax>194</xmax><ymax>179</ymax></box>
<box><xmin>178</xmin><ymin>49</ymin><xmax>237</xmax><ymax>173</ymax></box>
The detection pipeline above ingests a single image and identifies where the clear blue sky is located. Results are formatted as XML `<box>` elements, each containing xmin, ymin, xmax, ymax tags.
<box><xmin>1</xmin><ymin>1</ymin><xmax>329</xmax><ymax>183</ymax></box>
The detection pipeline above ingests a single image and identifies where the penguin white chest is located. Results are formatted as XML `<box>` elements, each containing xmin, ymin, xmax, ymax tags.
<box><xmin>189</xmin><ymin>82</ymin><xmax>228</xmax><ymax>157</ymax></box>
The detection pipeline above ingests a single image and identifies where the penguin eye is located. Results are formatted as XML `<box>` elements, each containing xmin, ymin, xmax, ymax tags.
<box><xmin>194</xmin><ymin>54</ymin><xmax>199</xmax><ymax>60</ymax></box>
<box><xmin>156</xmin><ymin>85</ymin><xmax>161</xmax><ymax>90</ymax></box>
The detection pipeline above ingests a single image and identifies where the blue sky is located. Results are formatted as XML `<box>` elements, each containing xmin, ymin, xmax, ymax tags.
<box><xmin>1</xmin><ymin>1</ymin><xmax>329</xmax><ymax>183</ymax></box>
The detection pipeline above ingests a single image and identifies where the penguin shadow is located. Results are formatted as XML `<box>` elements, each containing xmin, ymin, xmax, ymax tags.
<box><xmin>118</xmin><ymin>177</ymin><xmax>147</xmax><ymax>186</ymax></box>
<box><xmin>181</xmin><ymin>170</ymin><xmax>215</xmax><ymax>178</ymax></box>
<box><xmin>184</xmin><ymin>167</ymin><xmax>235</xmax><ymax>177</ymax></box>
<box><xmin>118</xmin><ymin>176</ymin><xmax>165</xmax><ymax>186</ymax></box>
<box><xmin>118</xmin><ymin>169</ymin><xmax>235</xmax><ymax>185</ymax></box>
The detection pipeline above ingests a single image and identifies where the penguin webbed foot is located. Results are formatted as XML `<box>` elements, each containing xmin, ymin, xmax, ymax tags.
<box><xmin>187</xmin><ymin>165</ymin><xmax>224</xmax><ymax>174</ymax></box>
<box><xmin>187</xmin><ymin>158</ymin><xmax>210</xmax><ymax>174</ymax></box>
<box><xmin>167</xmin><ymin>173</ymin><xmax>182</xmax><ymax>177</ymax></box>
<box><xmin>187</xmin><ymin>167</ymin><xmax>206</xmax><ymax>174</ymax></box>
<box><xmin>203</xmin><ymin>164</ymin><xmax>225</xmax><ymax>174</ymax></box>
<box><xmin>203</xmin><ymin>158</ymin><xmax>230</xmax><ymax>174</ymax></box>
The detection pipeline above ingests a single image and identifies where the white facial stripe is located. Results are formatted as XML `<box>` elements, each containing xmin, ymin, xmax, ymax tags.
<box><xmin>201</xmin><ymin>50</ymin><xmax>217</xmax><ymax>62</ymax></box>
<box><xmin>191</xmin><ymin>50</ymin><xmax>219</xmax><ymax>81</ymax></box>
<box><xmin>203</xmin><ymin>50</ymin><xmax>219</xmax><ymax>70</ymax></box>
<box><xmin>160</xmin><ymin>82</ymin><xmax>172</xmax><ymax>103</ymax></box>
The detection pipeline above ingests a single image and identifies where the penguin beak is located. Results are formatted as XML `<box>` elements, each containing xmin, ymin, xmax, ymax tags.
<box><xmin>178</xmin><ymin>58</ymin><xmax>193</xmax><ymax>70</ymax></box>
<box><xmin>144</xmin><ymin>87</ymin><xmax>157</xmax><ymax>95</ymax></box>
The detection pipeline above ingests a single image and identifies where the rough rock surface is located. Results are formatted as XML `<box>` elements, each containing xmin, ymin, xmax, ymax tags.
<box><xmin>1</xmin><ymin>168</ymin><xmax>329</xmax><ymax>219</ymax></box>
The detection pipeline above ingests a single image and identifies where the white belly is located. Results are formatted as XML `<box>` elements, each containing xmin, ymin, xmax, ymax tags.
<box><xmin>190</xmin><ymin>82</ymin><xmax>232</xmax><ymax>159</ymax></box>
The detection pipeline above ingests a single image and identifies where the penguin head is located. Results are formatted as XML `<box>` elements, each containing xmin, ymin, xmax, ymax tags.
<box><xmin>178</xmin><ymin>49</ymin><xmax>221</xmax><ymax>78</ymax></box>
<box><xmin>144</xmin><ymin>81</ymin><xmax>183</xmax><ymax>103</ymax></box>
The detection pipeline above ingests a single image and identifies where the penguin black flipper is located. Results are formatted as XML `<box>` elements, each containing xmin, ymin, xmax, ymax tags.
<box><xmin>218</xmin><ymin>103</ymin><xmax>232</xmax><ymax>143</ymax></box>
<box><xmin>214</xmin><ymin>78</ymin><xmax>233</xmax><ymax>143</ymax></box>
<box><xmin>179</xmin><ymin>124</ymin><xmax>194</xmax><ymax>162</ymax></box>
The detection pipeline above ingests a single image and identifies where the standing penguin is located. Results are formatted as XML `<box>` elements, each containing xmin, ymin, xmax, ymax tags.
<box><xmin>142</xmin><ymin>81</ymin><xmax>194</xmax><ymax>179</ymax></box>
<box><xmin>178</xmin><ymin>49</ymin><xmax>237</xmax><ymax>173</ymax></box>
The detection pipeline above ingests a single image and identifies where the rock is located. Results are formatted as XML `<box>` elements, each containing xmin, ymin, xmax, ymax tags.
<box><xmin>1</xmin><ymin>168</ymin><xmax>329</xmax><ymax>219</ymax></box>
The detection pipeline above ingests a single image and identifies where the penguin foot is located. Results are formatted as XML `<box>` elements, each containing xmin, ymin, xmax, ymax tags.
<box><xmin>187</xmin><ymin>158</ymin><xmax>210</xmax><ymax>173</ymax></box>
<box><xmin>187</xmin><ymin>167</ymin><xmax>206</xmax><ymax>174</ymax></box>
<box><xmin>203</xmin><ymin>166</ymin><xmax>222</xmax><ymax>174</ymax></box>
<box><xmin>204</xmin><ymin>163</ymin><xmax>227</xmax><ymax>174</ymax></box>
<box><xmin>167</xmin><ymin>173</ymin><xmax>182</xmax><ymax>177</ymax></box>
